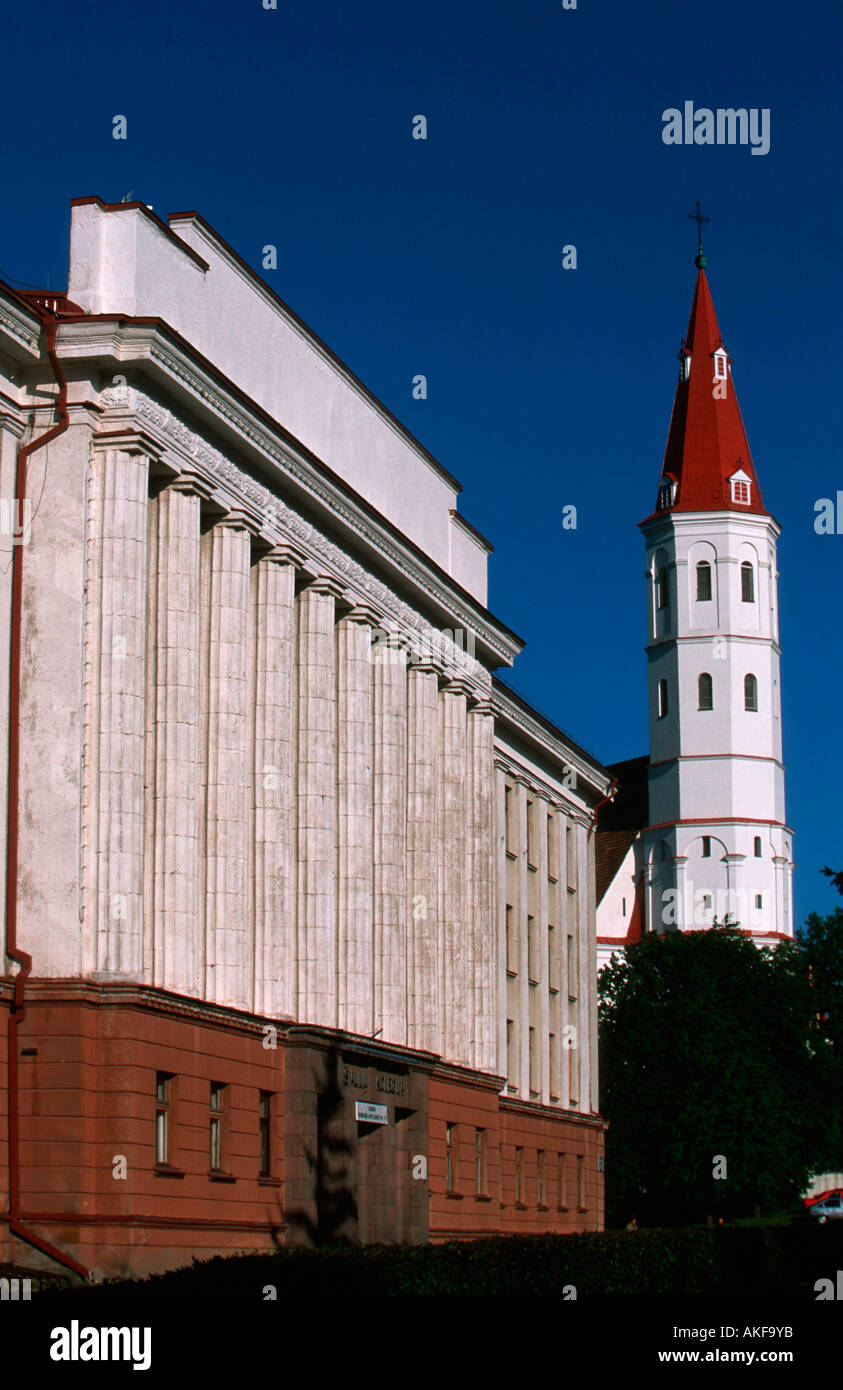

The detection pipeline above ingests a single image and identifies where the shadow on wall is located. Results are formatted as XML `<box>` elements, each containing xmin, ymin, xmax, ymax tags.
<box><xmin>277</xmin><ymin>1047</ymin><xmax>358</xmax><ymax>1248</ymax></box>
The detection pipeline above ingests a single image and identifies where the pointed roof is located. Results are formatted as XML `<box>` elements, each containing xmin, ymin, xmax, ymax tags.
<box><xmin>645</xmin><ymin>266</ymin><xmax>767</xmax><ymax>519</ymax></box>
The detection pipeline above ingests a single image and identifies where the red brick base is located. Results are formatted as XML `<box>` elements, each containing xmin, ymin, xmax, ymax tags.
<box><xmin>0</xmin><ymin>980</ymin><xmax>605</xmax><ymax>1279</ymax></box>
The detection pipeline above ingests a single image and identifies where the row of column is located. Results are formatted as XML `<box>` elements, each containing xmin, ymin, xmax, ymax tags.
<box><xmin>84</xmin><ymin>452</ymin><xmax>498</xmax><ymax>1071</ymax></box>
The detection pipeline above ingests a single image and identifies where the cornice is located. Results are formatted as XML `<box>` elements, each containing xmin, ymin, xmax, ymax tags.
<box><xmin>0</xmin><ymin>292</ymin><xmax>41</xmax><ymax>357</ymax></box>
<box><xmin>492</xmin><ymin>687</ymin><xmax>611</xmax><ymax>802</ymax></box>
<box><xmin>93</xmin><ymin>384</ymin><xmax>495</xmax><ymax>694</ymax></box>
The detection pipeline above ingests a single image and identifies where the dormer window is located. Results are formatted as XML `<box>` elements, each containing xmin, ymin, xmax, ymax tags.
<box><xmin>656</xmin><ymin>476</ymin><xmax>675</xmax><ymax>511</ymax></box>
<box><xmin>729</xmin><ymin>469</ymin><xmax>752</xmax><ymax>506</ymax></box>
<box><xmin>678</xmin><ymin>352</ymin><xmax>691</xmax><ymax>382</ymax></box>
<box><xmin>713</xmin><ymin>350</ymin><xmax>728</xmax><ymax>381</ymax></box>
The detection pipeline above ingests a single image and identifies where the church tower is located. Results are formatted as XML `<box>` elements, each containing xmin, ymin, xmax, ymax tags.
<box><xmin>638</xmin><ymin>237</ymin><xmax>794</xmax><ymax>945</ymax></box>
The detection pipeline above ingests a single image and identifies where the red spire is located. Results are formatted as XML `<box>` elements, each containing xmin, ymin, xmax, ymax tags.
<box><xmin>651</xmin><ymin>268</ymin><xmax>766</xmax><ymax>517</ymax></box>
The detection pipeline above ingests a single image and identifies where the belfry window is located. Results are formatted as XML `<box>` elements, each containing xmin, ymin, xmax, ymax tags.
<box><xmin>696</xmin><ymin>561</ymin><xmax>712</xmax><ymax>602</ymax></box>
<box><xmin>741</xmin><ymin>562</ymin><xmax>755</xmax><ymax>602</ymax></box>
<box><xmin>657</xmin><ymin>567</ymin><xmax>669</xmax><ymax>609</ymax></box>
<box><xmin>698</xmin><ymin>673</ymin><xmax>713</xmax><ymax>710</ymax></box>
<box><xmin>744</xmin><ymin>674</ymin><xmax>758</xmax><ymax>711</ymax></box>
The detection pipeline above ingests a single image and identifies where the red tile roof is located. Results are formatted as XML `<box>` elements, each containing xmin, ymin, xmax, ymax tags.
<box><xmin>644</xmin><ymin>268</ymin><xmax>767</xmax><ymax>520</ymax></box>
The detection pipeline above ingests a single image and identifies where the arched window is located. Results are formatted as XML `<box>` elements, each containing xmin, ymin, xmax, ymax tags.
<box><xmin>754</xmin><ymin>836</ymin><xmax>762</xmax><ymax>857</ymax></box>
<box><xmin>698</xmin><ymin>672</ymin><xmax>713</xmax><ymax>710</ymax></box>
<box><xmin>658</xmin><ymin>679</ymin><xmax>669</xmax><ymax>718</ymax></box>
<box><xmin>701</xmin><ymin>836</ymin><xmax>711</xmax><ymax>858</ymax></box>
<box><xmin>696</xmin><ymin>561</ymin><xmax>712</xmax><ymax>602</ymax></box>
<box><xmin>744</xmin><ymin>674</ymin><xmax>758</xmax><ymax>711</ymax></box>
<box><xmin>657</xmin><ymin>567</ymin><xmax>669</xmax><ymax>609</ymax></box>
<box><xmin>741</xmin><ymin>561</ymin><xmax>754</xmax><ymax>602</ymax></box>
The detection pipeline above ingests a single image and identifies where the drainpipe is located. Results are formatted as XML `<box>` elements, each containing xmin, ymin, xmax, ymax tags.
<box><xmin>588</xmin><ymin>776</ymin><xmax>618</xmax><ymax>840</ymax></box>
<box><xmin>5</xmin><ymin>308</ymin><xmax>89</xmax><ymax>1280</ymax></box>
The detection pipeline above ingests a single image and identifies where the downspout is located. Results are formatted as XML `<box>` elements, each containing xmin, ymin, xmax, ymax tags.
<box><xmin>588</xmin><ymin>776</ymin><xmax>618</xmax><ymax>840</ymax></box>
<box><xmin>5</xmin><ymin>309</ymin><xmax>89</xmax><ymax>1280</ymax></box>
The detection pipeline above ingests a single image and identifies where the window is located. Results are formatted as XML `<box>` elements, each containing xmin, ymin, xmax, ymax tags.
<box><xmin>209</xmin><ymin>1082</ymin><xmax>226</xmax><ymax>1171</ymax></box>
<box><xmin>548</xmin><ymin>924</ymin><xmax>559</xmax><ymax>992</ymax></box>
<box><xmin>754</xmin><ymin>836</ymin><xmax>762</xmax><ymax>857</ymax></box>
<box><xmin>622</xmin><ymin>897</ymin><xmax>626</xmax><ymax>915</ymax></box>
<box><xmin>657</xmin><ymin>567</ymin><xmax>669</xmax><ymax>608</ymax></box>
<box><xmin>701</xmin><ymin>836</ymin><xmax>711</xmax><ymax>858</ymax></box>
<box><xmin>526</xmin><ymin>799</ymin><xmax>535</xmax><ymax>866</ymax></box>
<box><xmin>657</xmin><ymin>484</ymin><xmax>672</xmax><ymax>510</ymax></box>
<box><xmin>537</xmin><ymin>1150</ymin><xmax>545</xmax><ymax>1206</ymax></box>
<box><xmin>258</xmin><ymin>1092</ymin><xmax>272</xmax><ymax>1177</ymax></box>
<box><xmin>155</xmin><ymin>1072</ymin><xmax>173</xmax><ymax>1165</ymax></box>
<box><xmin>696</xmin><ymin>560</ymin><xmax>712</xmax><ymax>601</ymax></box>
<box><xmin>506</xmin><ymin>905</ymin><xmax>517</xmax><ymax>975</ymax></box>
<box><xmin>713</xmin><ymin>351</ymin><xmax>727</xmax><ymax>380</ymax></box>
<box><xmin>549</xmin><ymin>1033</ymin><xmax>558</xmax><ymax>1098</ymax></box>
<box><xmin>514</xmin><ymin>1146</ymin><xmax>523</xmax><ymax>1203</ymax></box>
<box><xmin>558</xmin><ymin>1153</ymin><xmax>567</xmax><ymax>1209</ymax></box>
<box><xmin>576</xmin><ymin>1154</ymin><xmax>585</xmax><ymax>1209</ymax></box>
<box><xmin>446</xmin><ymin>1122</ymin><xmax>456</xmax><ymax>1191</ymax></box>
<box><xmin>679</xmin><ymin>353</ymin><xmax>690</xmax><ymax>382</ymax></box>
<box><xmin>506</xmin><ymin>1019</ymin><xmax>515</xmax><ymax>1088</ymax></box>
<box><xmin>504</xmin><ymin>784</ymin><xmax>515</xmax><ymax>854</ymax></box>
<box><xmin>741</xmin><ymin>561</ymin><xmax>755</xmax><ymax>602</ymax></box>
<box><xmin>528</xmin><ymin>914</ymin><xmax>538</xmax><ymax>983</ymax></box>
<box><xmin>475</xmin><ymin>1129</ymin><xmax>485</xmax><ymax>1196</ymax></box>
<box><xmin>755</xmin><ymin>894</ymin><xmax>763</xmax><ymax>910</ymax></box>
<box><xmin>702</xmin><ymin>893</ymin><xmax>712</xmax><ymax>909</ymax></box>
<box><xmin>529</xmin><ymin>1026</ymin><xmax>538</xmax><ymax>1095</ymax></box>
<box><xmin>658</xmin><ymin>679</ymin><xmax>669</xmax><ymax>718</ymax></box>
<box><xmin>698</xmin><ymin>672</ymin><xmax>713</xmax><ymax>710</ymax></box>
<box><xmin>547</xmin><ymin>813</ymin><xmax>558</xmax><ymax>880</ymax></box>
<box><xmin>568</xmin><ymin>1047</ymin><xmax>578</xmax><ymax>1105</ymax></box>
<box><xmin>732</xmin><ymin>479</ymin><xmax>750</xmax><ymax>504</ymax></box>
<box><xmin>566</xmin><ymin>825</ymin><xmax>576</xmax><ymax>887</ymax></box>
<box><xmin>567</xmin><ymin>934</ymin><xmax>576</xmax><ymax>1000</ymax></box>
<box><xmin>745</xmin><ymin>673</ymin><xmax>758</xmax><ymax>711</ymax></box>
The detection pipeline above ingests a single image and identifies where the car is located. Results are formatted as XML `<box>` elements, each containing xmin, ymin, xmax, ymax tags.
<box><xmin>808</xmin><ymin>1196</ymin><xmax>843</xmax><ymax>1221</ymax></box>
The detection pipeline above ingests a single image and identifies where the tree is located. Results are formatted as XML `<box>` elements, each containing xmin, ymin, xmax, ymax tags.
<box><xmin>598</xmin><ymin>925</ymin><xmax>817</xmax><ymax>1226</ymax></box>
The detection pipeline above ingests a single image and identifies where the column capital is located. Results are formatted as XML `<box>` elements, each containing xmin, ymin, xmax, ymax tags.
<box><xmin>300</xmin><ymin>574</ymin><xmax>345</xmax><ymax>600</ymax></box>
<box><xmin>263</xmin><ymin>539</ymin><xmax>308</xmax><ymax>569</ymax></box>
<box><xmin>0</xmin><ymin>410</ymin><xmax>27</xmax><ymax>440</ymax></box>
<box><xmin>440</xmin><ymin>677</ymin><xmax>473</xmax><ymax>699</ymax></box>
<box><xmin>467</xmin><ymin>698</ymin><xmax>495</xmax><ymax>718</ymax></box>
<box><xmin>91</xmin><ymin>426</ymin><xmax>164</xmax><ymax>461</ymax></box>
<box><xmin>212</xmin><ymin>507</ymin><xmax>255</xmax><ymax>532</ymax></box>
<box><xmin>341</xmin><ymin>602</ymin><xmax>384</xmax><ymax>627</ymax></box>
<box><xmin>166</xmin><ymin>469</ymin><xmax>217</xmax><ymax>501</ymax></box>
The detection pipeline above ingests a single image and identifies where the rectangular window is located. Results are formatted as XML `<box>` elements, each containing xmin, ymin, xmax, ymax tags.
<box><xmin>702</xmin><ymin>836</ymin><xmax>711</xmax><ymax>858</ymax></box>
<box><xmin>527</xmin><ymin>914</ymin><xmax>538</xmax><ymax>982</ymax></box>
<box><xmin>537</xmin><ymin>1150</ymin><xmax>545</xmax><ymax>1206</ymax></box>
<box><xmin>258</xmin><ymin>1091</ymin><xmax>272</xmax><ymax>1177</ymax></box>
<box><xmin>549</xmin><ymin>1032</ymin><xmax>558</xmax><ymax>1098</ymax></box>
<box><xmin>506</xmin><ymin>904</ymin><xmax>517</xmax><ymax>975</ymax></box>
<box><xmin>506</xmin><ymin>1019</ymin><xmax>515</xmax><ymax>1090</ymax></box>
<box><xmin>547</xmin><ymin>814</ymin><xmax>558</xmax><ymax>880</ymax></box>
<box><xmin>567</xmin><ymin>934</ymin><xmax>577</xmax><ymax>1000</ymax></box>
<box><xmin>566</xmin><ymin>826</ymin><xmax>576</xmax><ymax>888</ymax></box>
<box><xmin>529</xmin><ymin>1026</ymin><xmax>538</xmax><ymax>1095</ymax></box>
<box><xmin>446</xmin><ymin>1122</ymin><xmax>456</xmax><ymax>1191</ymax></box>
<box><xmin>504</xmin><ymin>783</ymin><xmax>515</xmax><ymax>855</ymax></box>
<box><xmin>475</xmin><ymin>1129</ymin><xmax>485</xmax><ymax>1196</ymax></box>
<box><xmin>754</xmin><ymin>836</ymin><xmax>762</xmax><ymax>857</ymax></box>
<box><xmin>568</xmin><ymin>1046</ymin><xmax>578</xmax><ymax>1105</ymax></box>
<box><xmin>548</xmin><ymin>924</ymin><xmax>559</xmax><ymax>992</ymax></box>
<box><xmin>696</xmin><ymin>564</ymin><xmax>712</xmax><ymax>602</ymax></box>
<box><xmin>576</xmin><ymin>1154</ymin><xmax>585</xmax><ymax>1209</ymax></box>
<box><xmin>209</xmin><ymin>1082</ymin><xmax>226</xmax><ymax>1171</ymax></box>
<box><xmin>514</xmin><ymin>1146</ymin><xmax>523</xmax><ymax>1203</ymax></box>
<box><xmin>155</xmin><ymin>1072</ymin><xmax>172</xmax><ymax>1165</ymax></box>
<box><xmin>558</xmin><ymin>1153</ymin><xmax>566</xmax><ymax>1209</ymax></box>
<box><xmin>755</xmin><ymin>894</ymin><xmax>763</xmax><ymax>910</ymax></box>
<box><xmin>526</xmin><ymin>799</ymin><xmax>536</xmax><ymax>867</ymax></box>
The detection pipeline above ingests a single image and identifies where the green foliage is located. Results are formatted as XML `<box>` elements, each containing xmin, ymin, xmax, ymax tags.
<box><xmin>598</xmin><ymin>925</ymin><xmax>820</xmax><ymax>1224</ymax></box>
<box><xmin>38</xmin><ymin>1225</ymin><xmax>843</xmax><ymax>1298</ymax></box>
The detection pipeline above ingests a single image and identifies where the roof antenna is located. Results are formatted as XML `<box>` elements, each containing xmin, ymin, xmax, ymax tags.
<box><xmin>121</xmin><ymin>190</ymin><xmax>134</xmax><ymax>203</ymax></box>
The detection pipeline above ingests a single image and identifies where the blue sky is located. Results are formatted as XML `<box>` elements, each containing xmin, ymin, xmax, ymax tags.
<box><xmin>2</xmin><ymin>0</ymin><xmax>840</xmax><ymax>930</ymax></box>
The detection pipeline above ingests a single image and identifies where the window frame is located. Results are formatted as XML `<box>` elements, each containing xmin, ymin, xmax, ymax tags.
<box><xmin>696</xmin><ymin>560</ymin><xmax>712</xmax><ymax>602</ymax></box>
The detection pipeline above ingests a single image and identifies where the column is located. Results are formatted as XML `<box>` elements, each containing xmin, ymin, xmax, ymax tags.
<box><xmin>468</xmin><ymin>700</ymin><xmax>497</xmax><ymax>1072</ymax></box>
<box><xmin>203</xmin><ymin>514</ymin><xmax>252</xmax><ymax>1009</ymax></box>
<box><xmin>336</xmin><ymin>606</ymin><xmax>376</xmax><ymax>1035</ymax></box>
<box><xmin>148</xmin><ymin>479</ymin><xmax>203</xmax><ymax>996</ymax></box>
<box><xmin>252</xmin><ymin>545</ymin><xmax>300</xmax><ymax>1019</ymax></box>
<box><xmin>373</xmin><ymin>633</ymin><xmax>408</xmax><ymax>1044</ymax></box>
<box><xmin>407</xmin><ymin>661</ymin><xmax>441</xmax><ymax>1054</ymax></box>
<box><xmin>438</xmin><ymin>680</ymin><xmax>470</xmax><ymax>1064</ymax></box>
<box><xmin>297</xmin><ymin>578</ymin><xmax>341</xmax><ymax>1027</ymax></box>
<box><xmin>85</xmin><ymin>441</ymin><xmax>149</xmax><ymax>977</ymax></box>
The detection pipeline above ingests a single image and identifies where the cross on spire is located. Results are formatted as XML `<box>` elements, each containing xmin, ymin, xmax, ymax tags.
<box><xmin>689</xmin><ymin>201</ymin><xmax>710</xmax><ymax>268</ymax></box>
